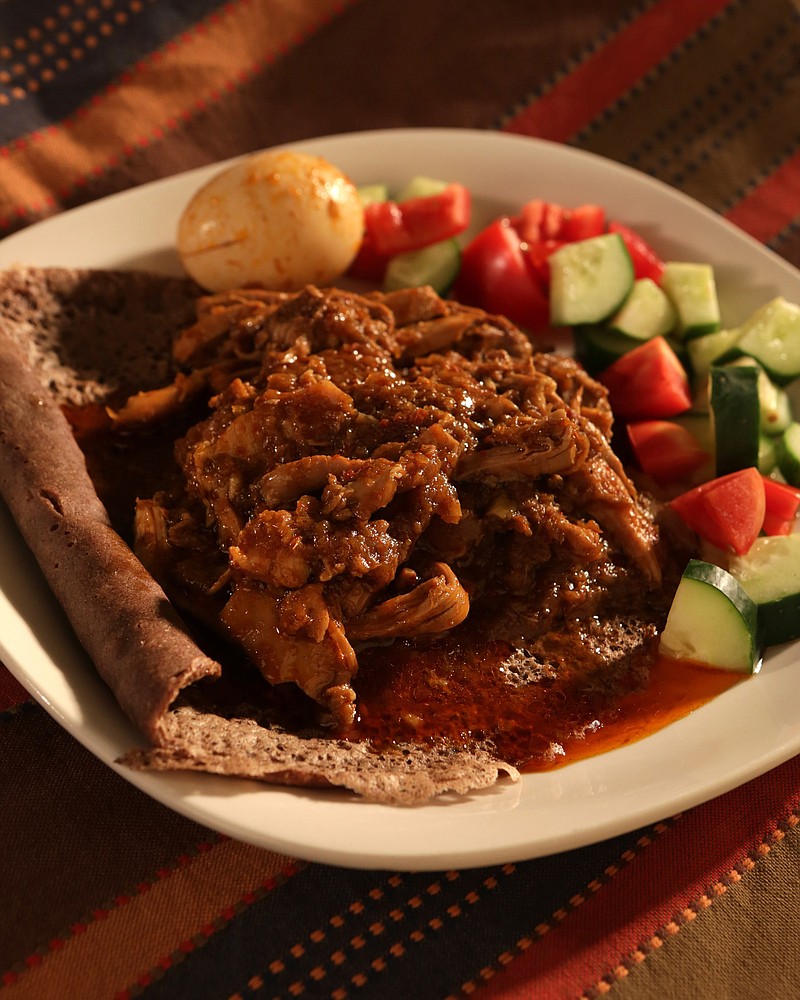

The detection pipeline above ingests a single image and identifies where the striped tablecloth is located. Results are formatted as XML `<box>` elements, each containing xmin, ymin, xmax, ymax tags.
<box><xmin>3</xmin><ymin>2</ymin><xmax>800</xmax><ymax>997</ymax></box>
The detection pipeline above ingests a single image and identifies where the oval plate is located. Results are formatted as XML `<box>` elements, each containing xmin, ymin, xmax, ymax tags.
<box><xmin>2</xmin><ymin>128</ymin><xmax>800</xmax><ymax>872</ymax></box>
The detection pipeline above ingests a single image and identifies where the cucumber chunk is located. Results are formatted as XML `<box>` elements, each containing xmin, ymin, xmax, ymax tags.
<box><xmin>383</xmin><ymin>238</ymin><xmax>461</xmax><ymax>295</ymax></box>
<box><xmin>727</xmin><ymin>534</ymin><xmax>800</xmax><ymax>646</ymax></box>
<box><xmin>686</xmin><ymin>326</ymin><xmax>741</xmax><ymax>379</ymax></box>
<box><xmin>659</xmin><ymin>559</ymin><xmax>761</xmax><ymax>673</ymax></box>
<box><xmin>357</xmin><ymin>183</ymin><xmax>389</xmax><ymax>205</ymax></box>
<box><xmin>661</xmin><ymin>262</ymin><xmax>721</xmax><ymax>340</ymax></box>
<box><xmin>710</xmin><ymin>364</ymin><xmax>760</xmax><ymax>475</ymax></box>
<box><xmin>777</xmin><ymin>422</ymin><xmax>800</xmax><ymax>486</ymax></box>
<box><xmin>759</xmin><ymin>434</ymin><xmax>778</xmax><ymax>475</ymax></box>
<box><xmin>395</xmin><ymin>176</ymin><xmax>449</xmax><ymax>201</ymax></box>
<box><xmin>729</xmin><ymin>297</ymin><xmax>800</xmax><ymax>385</ymax></box>
<box><xmin>724</xmin><ymin>358</ymin><xmax>792</xmax><ymax>436</ymax></box>
<box><xmin>607</xmin><ymin>277</ymin><xmax>677</xmax><ymax>341</ymax></box>
<box><xmin>549</xmin><ymin>233</ymin><xmax>634</xmax><ymax>326</ymax></box>
<box><xmin>572</xmin><ymin>326</ymin><xmax>640</xmax><ymax>374</ymax></box>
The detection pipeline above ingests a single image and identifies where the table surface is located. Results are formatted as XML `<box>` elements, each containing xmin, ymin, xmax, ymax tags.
<box><xmin>3</xmin><ymin>2</ymin><xmax>800</xmax><ymax>998</ymax></box>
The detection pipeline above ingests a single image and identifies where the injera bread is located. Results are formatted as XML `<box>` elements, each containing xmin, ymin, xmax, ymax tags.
<box><xmin>0</xmin><ymin>265</ymin><xmax>519</xmax><ymax>804</ymax></box>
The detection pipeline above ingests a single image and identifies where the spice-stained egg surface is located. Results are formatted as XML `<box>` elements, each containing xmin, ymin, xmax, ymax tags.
<box><xmin>177</xmin><ymin>150</ymin><xmax>365</xmax><ymax>292</ymax></box>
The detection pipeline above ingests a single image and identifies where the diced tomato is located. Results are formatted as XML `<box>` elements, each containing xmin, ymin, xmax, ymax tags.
<box><xmin>760</xmin><ymin>478</ymin><xmax>800</xmax><ymax>536</ymax></box>
<box><xmin>560</xmin><ymin>204</ymin><xmax>606</xmax><ymax>242</ymax></box>
<box><xmin>761</xmin><ymin>510</ymin><xmax>795</xmax><ymax>537</ymax></box>
<box><xmin>453</xmin><ymin>218</ymin><xmax>550</xmax><ymax>332</ymax></box>
<box><xmin>363</xmin><ymin>183</ymin><xmax>471</xmax><ymax>256</ymax></box>
<box><xmin>627</xmin><ymin>420</ymin><xmax>710</xmax><ymax>485</ymax></box>
<box><xmin>346</xmin><ymin>230</ymin><xmax>389</xmax><ymax>282</ymax></box>
<box><xmin>514</xmin><ymin>199</ymin><xmax>566</xmax><ymax>243</ymax></box>
<box><xmin>524</xmin><ymin>238</ymin><xmax>564</xmax><ymax>286</ymax></box>
<box><xmin>669</xmin><ymin>467</ymin><xmax>766</xmax><ymax>555</ymax></box>
<box><xmin>607</xmin><ymin>221</ymin><xmax>665</xmax><ymax>283</ymax></box>
<box><xmin>599</xmin><ymin>337</ymin><xmax>692</xmax><ymax>420</ymax></box>
<box><xmin>761</xmin><ymin>476</ymin><xmax>800</xmax><ymax>522</ymax></box>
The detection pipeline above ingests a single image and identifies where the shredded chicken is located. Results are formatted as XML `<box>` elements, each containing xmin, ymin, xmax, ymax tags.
<box><xmin>129</xmin><ymin>284</ymin><xmax>667</xmax><ymax>727</ymax></box>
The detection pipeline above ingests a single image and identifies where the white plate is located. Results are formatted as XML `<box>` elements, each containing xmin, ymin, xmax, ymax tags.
<box><xmin>2</xmin><ymin>128</ymin><xmax>800</xmax><ymax>872</ymax></box>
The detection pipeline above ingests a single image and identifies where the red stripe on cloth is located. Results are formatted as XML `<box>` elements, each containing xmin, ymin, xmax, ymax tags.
<box><xmin>502</xmin><ymin>0</ymin><xmax>735</xmax><ymax>143</ymax></box>
<box><xmin>470</xmin><ymin>753</ymin><xmax>800</xmax><ymax>999</ymax></box>
<box><xmin>0</xmin><ymin>666</ymin><xmax>32</xmax><ymax>711</ymax></box>
<box><xmin>723</xmin><ymin>148</ymin><xmax>800</xmax><ymax>244</ymax></box>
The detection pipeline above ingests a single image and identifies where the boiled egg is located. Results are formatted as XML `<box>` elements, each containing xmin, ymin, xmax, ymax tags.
<box><xmin>177</xmin><ymin>150</ymin><xmax>365</xmax><ymax>292</ymax></box>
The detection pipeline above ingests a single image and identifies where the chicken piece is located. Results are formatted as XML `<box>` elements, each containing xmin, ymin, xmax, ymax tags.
<box><xmin>347</xmin><ymin>563</ymin><xmax>470</xmax><ymax>641</ymax></box>
<box><xmin>220</xmin><ymin>582</ymin><xmax>358</xmax><ymax>727</ymax></box>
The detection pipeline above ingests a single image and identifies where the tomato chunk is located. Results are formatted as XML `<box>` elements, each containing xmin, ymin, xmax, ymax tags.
<box><xmin>627</xmin><ymin>420</ymin><xmax>710</xmax><ymax>485</ymax></box>
<box><xmin>346</xmin><ymin>229</ymin><xmax>389</xmax><ymax>281</ymax></box>
<box><xmin>524</xmin><ymin>237</ymin><xmax>564</xmax><ymax>287</ymax></box>
<box><xmin>762</xmin><ymin>476</ymin><xmax>800</xmax><ymax>521</ymax></box>
<box><xmin>599</xmin><ymin>337</ymin><xmax>692</xmax><ymax>420</ymax></box>
<box><xmin>453</xmin><ymin>218</ymin><xmax>550</xmax><ymax>332</ymax></box>
<box><xmin>607</xmin><ymin>221</ymin><xmax>665</xmax><ymax>283</ymax></box>
<box><xmin>364</xmin><ymin>183</ymin><xmax>471</xmax><ymax>256</ymax></box>
<box><xmin>514</xmin><ymin>199</ymin><xmax>566</xmax><ymax>243</ymax></box>
<box><xmin>669</xmin><ymin>467</ymin><xmax>766</xmax><ymax>555</ymax></box>
<box><xmin>560</xmin><ymin>204</ymin><xmax>606</xmax><ymax>242</ymax></box>
<box><xmin>761</xmin><ymin>510</ymin><xmax>795</xmax><ymax>537</ymax></box>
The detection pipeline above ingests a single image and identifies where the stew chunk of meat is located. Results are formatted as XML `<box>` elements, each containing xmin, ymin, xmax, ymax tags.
<box><xmin>133</xmin><ymin>284</ymin><xmax>666</xmax><ymax>728</ymax></box>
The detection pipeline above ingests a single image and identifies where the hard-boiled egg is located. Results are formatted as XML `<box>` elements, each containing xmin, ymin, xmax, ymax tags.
<box><xmin>177</xmin><ymin>150</ymin><xmax>365</xmax><ymax>292</ymax></box>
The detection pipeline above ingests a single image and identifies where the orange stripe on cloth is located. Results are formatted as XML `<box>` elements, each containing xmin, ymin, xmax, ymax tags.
<box><xmin>723</xmin><ymin>148</ymin><xmax>800</xmax><ymax>245</ymax></box>
<box><xmin>501</xmin><ymin>0</ymin><xmax>735</xmax><ymax>144</ymax></box>
<box><xmin>0</xmin><ymin>0</ymin><xmax>352</xmax><ymax>228</ymax></box>
<box><xmin>1</xmin><ymin>839</ymin><xmax>301</xmax><ymax>1000</ymax></box>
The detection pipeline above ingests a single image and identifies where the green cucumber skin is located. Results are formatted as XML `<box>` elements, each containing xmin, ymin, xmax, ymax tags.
<box><xmin>777</xmin><ymin>422</ymin><xmax>800</xmax><ymax>486</ymax></box>
<box><xmin>572</xmin><ymin>326</ymin><xmax>638</xmax><ymax>374</ymax></box>
<box><xmin>757</xmin><ymin>597</ymin><xmax>800</xmax><ymax>647</ymax></box>
<box><xmin>727</xmin><ymin>536</ymin><xmax>800</xmax><ymax>647</ymax></box>
<box><xmin>660</xmin><ymin>559</ymin><xmax>761</xmax><ymax>674</ymax></box>
<box><xmin>710</xmin><ymin>365</ymin><xmax>761</xmax><ymax>475</ymax></box>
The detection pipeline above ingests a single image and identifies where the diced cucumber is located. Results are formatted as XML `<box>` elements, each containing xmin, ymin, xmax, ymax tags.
<box><xmin>549</xmin><ymin>233</ymin><xmax>634</xmax><ymax>326</ymax></box>
<box><xmin>383</xmin><ymin>238</ymin><xmax>461</xmax><ymax>295</ymax></box>
<box><xmin>357</xmin><ymin>183</ymin><xmax>389</xmax><ymax>205</ymax></box>
<box><xmin>710</xmin><ymin>364</ymin><xmax>760</xmax><ymax>475</ymax></box>
<box><xmin>724</xmin><ymin>357</ymin><xmax>793</xmax><ymax>436</ymax></box>
<box><xmin>777</xmin><ymin>422</ymin><xmax>800</xmax><ymax>486</ymax></box>
<box><xmin>759</xmin><ymin>434</ymin><xmax>778</xmax><ymax>475</ymax></box>
<box><xmin>728</xmin><ymin>297</ymin><xmax>800</xmax><ymax>385</ymax></box>
<box><xmin>395</xmin><ymin>176</ymin><xmax>449</xmax><ymax>201</ymax></box>
<box><xmin>727</xmin><ymin>534</ymin><xmax>800</xmax><ymax>646</ymax></box>
<box><xmin>660</xmin><ymin>559</ymin><xmax>761</xmax><ymax>672</ymax></box>
<box><xmin>607</xmin><ymin>277</ymin><xmax>677</xmax><ymax>341</ymax></box>
<box><xmin>686</xmin><ymin>326</ymin><xmax>741</xmax><ymax>379</ymax></box>
<box><xmin>572</xmin><ymin>326</ymin><xmax>640</xmax><ymax>374</ymax></box>
<box><xmin>661</xmin><ymin>262</ymin><xmax>721</xmax><ymax>340</ymax></box>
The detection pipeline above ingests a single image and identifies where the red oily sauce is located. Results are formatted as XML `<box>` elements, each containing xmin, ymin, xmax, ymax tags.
<box><xmin>345</xmin><ymin>628</ymin><xmax>743</xmax><ymax>772</ymax></box>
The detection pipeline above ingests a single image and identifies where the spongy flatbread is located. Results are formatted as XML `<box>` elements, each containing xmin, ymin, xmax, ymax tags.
<box><xmin>0</xmin><ymin>266</ymin><xmax>519</xmax><ymax>803</ymax></box>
